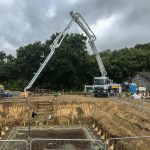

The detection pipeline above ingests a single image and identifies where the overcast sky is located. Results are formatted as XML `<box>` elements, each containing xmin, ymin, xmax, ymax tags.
<box><xmin>0</xmin><ymin>0</ymin><xmax>150</xmax><ymax>56</ymax></box>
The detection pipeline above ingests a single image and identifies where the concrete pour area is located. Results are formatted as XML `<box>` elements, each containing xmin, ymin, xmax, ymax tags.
<box><xmin>1</xmin><ymin>126</ymin><xmax>98</xmax><ymax>150</ymax></box>
<box><xmin>14</xmin><ymin>127</ymin><xmax>91</xmax><ymax>139</ymax></box>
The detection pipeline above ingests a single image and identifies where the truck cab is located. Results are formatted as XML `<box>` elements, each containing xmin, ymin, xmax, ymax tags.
<box><xmin>93</xmin><ymin>77</ymin><xmax>111</xmax><ymax>97</ymax></box>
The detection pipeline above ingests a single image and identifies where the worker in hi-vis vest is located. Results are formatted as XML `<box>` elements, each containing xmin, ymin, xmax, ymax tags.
<box><xmin>129</xmin><ymin>81</ymin><xmax>137</xmax><ymax>94</ymax></box>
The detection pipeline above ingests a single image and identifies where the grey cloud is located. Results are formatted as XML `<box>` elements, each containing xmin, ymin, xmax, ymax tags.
<box><xmin>0</xmin><ymin>0</ymin><xmax>150</xmax><ymax>56</ymax></box>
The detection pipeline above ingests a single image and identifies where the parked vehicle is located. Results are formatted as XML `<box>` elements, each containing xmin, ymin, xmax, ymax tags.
<box><xmin>0</xmin><ymin>84</ymin><xmax>12</xmax><ymax>97</ymax></box>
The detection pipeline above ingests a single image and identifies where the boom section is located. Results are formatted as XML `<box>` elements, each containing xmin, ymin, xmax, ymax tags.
<box><xmin>25</xmin><ymin>19</ymin><xmax>74</xmax><ymax>90</ymax></box>
<box><xmin>70</xmin><ymin>12</ymin><xmax>107</xmax><ymax>77</ymax></box>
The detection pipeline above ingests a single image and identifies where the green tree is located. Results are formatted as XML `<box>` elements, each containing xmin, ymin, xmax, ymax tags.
<box><xmin>35</xmin><ymin>33</ymin><xmax>93</xmax><ymax>90</ymax></box>
<box><xmin>1</xmin><ymin>35</ymin><xmax>150</xmax><ymax>90</ymax></box>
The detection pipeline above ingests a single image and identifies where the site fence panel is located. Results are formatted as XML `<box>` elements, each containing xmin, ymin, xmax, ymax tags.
<box><xmin>105</xmin><ymin>136</ymin><xmax>150</xmax><ymax>150</ymax></box>
<box><xmin>120</xmin><ymin>96</ymin><xmax>150</xmax><ymax>112</ymax></box>
<box><xmin>30</xmin><ymin>138</ymin><xmax>104</xmax><ymax>150</ymax></box>
<box><xmin>0</xmin><ymin>140</ymin><xmax>28</xmax><ymax>150</ymax></box>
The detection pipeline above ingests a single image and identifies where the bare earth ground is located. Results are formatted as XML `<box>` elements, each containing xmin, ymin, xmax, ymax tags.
<box><xmin>0</xmin><ymin>95</ymin><xmax>150</xmax><ymax>149</ymax></box>
<box><xmin>0</xmin><ymin>95</ymin><xmax>150</xmax><ymax>137</ymax></box>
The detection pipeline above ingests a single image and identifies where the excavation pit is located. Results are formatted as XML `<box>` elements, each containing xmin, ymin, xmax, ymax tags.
<box><xmin>1</xmin><ymin>95</ymin><xmax>150</xmax><ymax>150</ymax></box>
<box><xmin>1</xmin><ymin>126</ymin><xmax>102</xmax><ymax>150</ymax></box>
<box><xmin>14</xmin><ymin>127</ymin><xmax>93</xmax><ymax>139</ymax></box>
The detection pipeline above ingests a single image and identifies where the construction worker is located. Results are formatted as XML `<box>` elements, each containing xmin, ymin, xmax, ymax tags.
<box><xmin>32</xmin><ymin>111</ymin><xmax>37</xmax><ymax>119</ymax></box>
<box><xmin>129</xmin><ymin>81</ymin><xmax>137</xmax><ymax>94</ymax></box>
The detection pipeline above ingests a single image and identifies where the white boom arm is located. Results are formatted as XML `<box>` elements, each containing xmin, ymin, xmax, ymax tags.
<box><xmin>25</xmin><ymin>19</ymin><xmax>74</xmax><ymax>90</ymax></box>
<box><xmin>70</xmin><ymin>11</ymin><xmax>107</xmax><ymax>77</ymax></box>
<box><xmin>24</xmin><ymin>11</ymin><xmax>107</xmax><ymax>91</ymax></box>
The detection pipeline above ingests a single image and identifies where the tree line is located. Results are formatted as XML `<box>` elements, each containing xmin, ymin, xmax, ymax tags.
<box><xmin>0</xmin><ymin>33</ymin><xmax>150</xmax><ymax>91</ymax></box>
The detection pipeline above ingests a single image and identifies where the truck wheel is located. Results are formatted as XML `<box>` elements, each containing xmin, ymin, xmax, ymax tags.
<box><xmin>94</xmin><ymin>94</ymin><xmax>97</xmax><ymax>97</ymax></box>
<box><xmin>106</xmin><ymin>93</ymin><xmax>110</xmax><ymax>98</ymax></box>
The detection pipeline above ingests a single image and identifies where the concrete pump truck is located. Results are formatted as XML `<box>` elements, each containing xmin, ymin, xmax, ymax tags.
<box><xmin>24</xmin><ymin>11</ymin><xmax>113</xmax><ymax>97</ymax></box>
